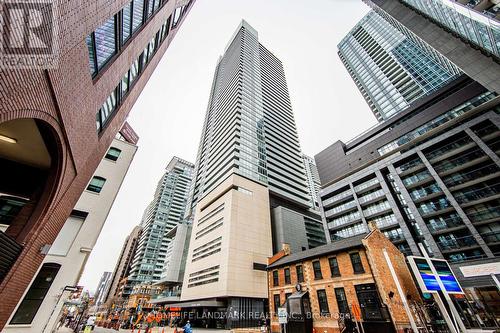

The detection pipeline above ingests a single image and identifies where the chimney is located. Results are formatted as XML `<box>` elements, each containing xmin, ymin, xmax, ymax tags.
<box><xmin>282</xmin><ymin>243</ymin><xmax>291</xmax><ymax>255</ymax></box>
<box><xmin>367</xmin><ymin>221</ymin><xmax>378</xmax><ymax>231</ymax></box>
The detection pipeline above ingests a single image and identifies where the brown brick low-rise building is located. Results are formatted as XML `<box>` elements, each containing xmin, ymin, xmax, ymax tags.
<box><xmin>267</xmin><ymin>229</ymin><xmax>421</xmax><ymax>333</ymax></box>
<box><xmin>0</xmin><ymin>0</ymin><xmax>195</xmax><ymax>328</ymax></box>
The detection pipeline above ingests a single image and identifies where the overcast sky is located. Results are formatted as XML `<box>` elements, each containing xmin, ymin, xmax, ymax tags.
<box><xmin>79</xmin><ymin>0</ymin><xmax>375</xmax><ymax>292</ymax></box>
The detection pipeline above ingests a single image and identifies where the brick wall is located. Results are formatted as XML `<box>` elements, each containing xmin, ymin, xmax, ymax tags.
<box><xmin>268</xmin><ymin>249</ymin><xmax>375</xmax><ymax>333</ymax></box>
<box><xmin>268</xmin><ymin>230</ymin><xmax>422</xmax><ymax>333</ymax></box>
<box><xmin>0</xmin><ymin>0</ymin><xmax>195</xmax><ymax>328</ymax></box>
<box><xmin>363</xmin><ymin>230</ymin><xmax>421</xmax><ymax>332</ymax></box>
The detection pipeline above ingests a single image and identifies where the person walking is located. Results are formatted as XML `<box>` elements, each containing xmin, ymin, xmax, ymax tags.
<box><xmin>183</xmin><ymin>320</ymin><xmax>192</xmax><ymax>333</ymax></box>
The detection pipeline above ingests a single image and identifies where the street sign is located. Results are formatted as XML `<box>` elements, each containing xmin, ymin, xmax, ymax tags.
<box><xmin>63</xmin><ymin>285</ymin><xmax>79</xmax><ymax>292</ymax></box>
<box><xmin>277</xmin><ymin>307</ymin><xmax>288</xmax><ymax>324</ymax></box>
<box><xmin>351</xmin><ymin>304</ymin><xmax>361</xmax><ymax>321</ymax></box>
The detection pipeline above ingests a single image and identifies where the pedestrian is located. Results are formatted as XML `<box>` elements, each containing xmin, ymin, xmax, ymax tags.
<box><xmin>183</xmin><ymin>320</ymin><xmax>192</xmax><ymax>333</ymax></box>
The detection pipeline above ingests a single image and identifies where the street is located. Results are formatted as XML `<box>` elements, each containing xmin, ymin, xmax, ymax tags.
<box><xmin>56</xmin><ymin>326</ymin><xmax>231</xmax><ymax>333</ymax></box>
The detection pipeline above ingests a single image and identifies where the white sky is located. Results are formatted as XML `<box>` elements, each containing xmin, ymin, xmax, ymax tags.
<box><xmin>79</xmin><ymin>0</ymin><xmax>375</xmax><ymax>292</ymax></box>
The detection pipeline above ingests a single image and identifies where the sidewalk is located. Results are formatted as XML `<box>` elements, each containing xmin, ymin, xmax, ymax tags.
<box><xmin>56</xmin><ymin>327</ymin><xmax>231</xmax><ymax>333</ymax></box>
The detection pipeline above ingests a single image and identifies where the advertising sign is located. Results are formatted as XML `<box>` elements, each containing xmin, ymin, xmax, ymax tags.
<box><xmin>460</xmin><ymin>262</ymin><xmax>500</xmax><ymax>277</ymax></box>
<box><xmin>408</xmin><ymin>256</ymin><xmax>463</xmax><ymax>294</ymax></box>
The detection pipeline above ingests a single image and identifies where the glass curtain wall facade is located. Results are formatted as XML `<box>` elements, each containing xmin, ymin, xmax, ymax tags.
<box><xmin>401</xmin><ymin>0</ymin><xmax>500</xmax><ymax>58</ymax></box>
<box><xmin>128</xmin><ymin>157</ymin><xmax>194</xmax><ymax>283</ymax></box>
<box><xmin>190</xmin><ymin>20</ymin><xmax>311</xmax><ymax>210</ymax></box>
<box><xmin>338</xmin><ymin>10</ymin><xmax>462</xmax><ymax>121</ymax></box>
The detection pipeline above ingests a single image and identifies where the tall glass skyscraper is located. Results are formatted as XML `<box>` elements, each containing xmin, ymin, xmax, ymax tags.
<box><xmin>190</xmin><ymin>20</ymin><xmax>311</xmax><ymax>210</ymax></box>
<box><xmin>401</xmin><ymin>0</ymin><xmax>500</xmax><ymax>58</ymax></box>
<box><xmin>338</xmin><ymin>10</ymin><xmax>462</xmax><ymax>121</ymax></box>
<box><xmin>128</xmin><ymin>157</ymin><xmax>193</xmax><ymax>283</ymax></box>
<box><xmin>179</xmin><ymin>22</ymin><xmax>324</xmax><ymax>328</ymax></box>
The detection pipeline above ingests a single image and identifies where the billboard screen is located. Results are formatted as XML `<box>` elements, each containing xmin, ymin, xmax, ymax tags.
<box><xmin>432</xmin><ymin>259</ymin><xmax>462</xmax><ymax>293</ymax></box>
<box><xmin>408</xmin><ymin>256</ymin><xmax>463</xmax><ymax>294</ymax></box>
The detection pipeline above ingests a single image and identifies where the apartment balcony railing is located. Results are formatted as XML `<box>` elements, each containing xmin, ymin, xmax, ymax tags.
<box><xmin>325</xmin><ymin>200</ymin><xmax>357</xmax><ymax>217</ymax></box>
<box><xmin>358</xmin><ymin>189</ymin><xmax>385</xmax><ymax>205</ymax></box>
<box><xmin>482</xmin><ymin>231</ymin><xmax>500</xmax><ymax>244</ymax></box>
<box><xmin>427</xmin><ymin>218</ymin><xmax>464</xmax><ymax>233</ymax></box>
<box><xmin>373</xmin><ymin>215</ymin><xmax>398</xmax><ymax>229</ymax></box>
<box><xmin>444</xmin><ymin>164</ymin><xmax>500</xmax><ymax>187</ymax></box>
<box><xmin>437</xmin><ymin>235</ymin><xmax>478</xmax><ymax>252</ymax></box>
<box><xmin>467</xmin><ymin>208</ymin><xmax>500</xmax><ymax>223</ymax></box>
<box><xmin>328</xmin><ymin>211</ymin><xmax>362</xmax><ymax>229</ymax></box>
<box><xmin>322</xmin><ymin>190</ymin><xmax>353</xmax><ymax>208</ymax></box>
<box><xmin>454</xmin><ymin>184</ymin><xmax>500</xmax><ymax>204</ymax></box>
<box><xmin>385</xmin><ymin>234</ymin><xmax>405</xmax><ymax>242</ymax></box>
<box><xmin>354</xmin><ymin>178</ymin><xmax>379</xmax><ymax>193</ymax></box>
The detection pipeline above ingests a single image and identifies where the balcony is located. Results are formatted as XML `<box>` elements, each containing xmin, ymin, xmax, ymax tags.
<box><xmin>363</xmin><ymin>201</ymin><xmax>392</xmax><ymax>218</ymax></box>
<box><xmin>151</xmin><ymin>290</ymin><xmax>181</xmax><ymax>303</ymax></box>
<box><xmin>371</xmin><ymin>214</ymin><xmax>398</xmax><ymax>229</ymax></box>
<box><xmin>328</xmin><ymin>211</ymin><xmax>362</xmax><ymax>230</ymax></box>
<box><xmin>324</xmin><ymin>200</ymin><xmax>358</xmax><ymax>218</ymax></box>
<box><xmin>426</xmin><ymin>217</ymin><xmax>465</xmax><ymax>234</ymax></box>
<box><xmin>482</xmin><ymin>231</ymin><xmax>500</xmax><ymax>245</ymax></box>
<box><xmin>409</xmin><ymin>183</ymin><xmax>442</xmax><ymax>202</ymax></box>
<box><xmin>426</xmin><ymin>136</ymin><xmax>474</xmax><ymax>162</ymax></box>
<box><xmin>418</xmin><ymin>198</ymin><xmax>452</xmax><ymax>216</ymax></box>
<box><xmin>437</xmin><ymin>235</ymin><xmax>479</xmax><ymax>252</ymax></box>
<box><xmin>466</xmin><ymin>207</ymin><xmax>500</xmax><ymax>223</ymax></box>
<box><xmin>385</xmin><ymin>233</ymin><xmax>405</xmax><ymax>243</ymax></box>
<box><xmin>354</xmin><ymin>178</ymin><xmax>380</xmax><ymax>194</ymax></box>
<box><xmin>322</xmin><ymin>189</ymin><xmax>353</xmax><ymax>208</ymax></box>
<box><xmin>402</xmin><ymin>170</ymin><xmax>433</xmax><ymax>189</ymax></box>
<box><xmin>358</xmin><ymin>189</ymin><xmax>386</xmax><ymax>205</ymax></box>
<box><xmin>444</xmin><ymin>163</ymin><xmax>500</xmax><ymax>188</ymax></box>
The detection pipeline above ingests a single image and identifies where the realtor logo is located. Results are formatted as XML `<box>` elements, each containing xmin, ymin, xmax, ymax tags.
<box><xmin>0</xmin><ymin>0</ymin><xmax>58</xmax><ymax>68</ymax></box>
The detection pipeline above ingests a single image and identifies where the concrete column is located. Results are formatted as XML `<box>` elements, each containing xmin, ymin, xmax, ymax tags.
<box><xmin>417</xmin><ymin>151</ymin><xmax>494</xmax><ymax>258</ymax></box>
<box><xmin>464</xmin><ymin>128</ymin><xmax>500</xmax><ymax>168</ymax></box>
<box><xmin>375</xmin><ymin>170</ymin><xmax>420</xmax><ymax>255</ymax></box>
<box><xmin>387</xmin><ymin>165</ymin><xmax>442</xmax><ymax>257</ymax></box>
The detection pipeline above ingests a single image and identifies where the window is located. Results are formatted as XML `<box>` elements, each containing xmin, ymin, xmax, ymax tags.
<box><xmin>87</xmin><ymin>176</ymin><xmax>106</xmax><ymax>193</ymax></box>
<box><xmin>350</xmin><ymin>252</ymin><xmax>365</xmax><ymax>274</ymax></box>
<box><xmin>147</xmin><ymin>0</ymin><xmax>160</xmax><ymax>17</ymax></box>
<box><xmin>132</xmin><ymin>0</ymin><xmax>145</xmax><ymax>32</ymax></box>
<box><xmin>272</xmin><ymin>270</ymin><xmax>279</xmax><ymax>287</ymax></box>
<box><xmin>317</xmin><ymin>289</ymin><xmax>330</xmax><ymax>315</ymax></box>
<box><xmin>96</xmin><ymin>88</ymin><xmax>118</xmax><ymax>132</ymax></box>
<box><xmin>284</xmin><ymin>268</ymin><xmax>291</xmax><ymax>284</ymax></box>
<box><xmin>121</xmin><ymin>2</ymin><xmax>133</xmax><ymax>44</ymax></box>
<box><xmin>105</xmin><ymin>147</ymin><xmax>122</xmax><ymax>161</ymax></box>
<box><xmin>312</xmin><ymin>260</ymin><xmax>322</xmax><ymax>279</ymax></box>
<box><xmin>10</xmin><ymin>263</ymin><xmax>61</xmax><ymax>324</ymax></box>
<box><xmin>329</xmin><ymin>257</ymin><xmax>341</xmax><ymax>277</ymax></box>
<box><xmin>172</xmin><ymin>6</ymin><xmax>183</xmax><ymax>27</ymax></box>
<box><xmin>296</xmin><ymin>265</ymin><xmax>304</xmax><ymax>283</ymax></box>
<box><xmin>273</xmin><ymin>294</ymin><xmax>281</xmax><ymax>314</ymax></box>
<box><xmin>86</xmin><ymin>16</ymin><xmax>117</xmax><ymax>77</ymax></box>
<box><xmin>335</xmin><ymin>288</ymin><xmax>349</xmax><ymax>314</ymax></box>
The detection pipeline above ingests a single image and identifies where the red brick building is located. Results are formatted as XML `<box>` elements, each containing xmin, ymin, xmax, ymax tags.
<box><xmin>267</xmin><ymin>229</ymin><xmax>421</xmax><ymax>333</ymax></box>
<box><xmin>0</xmin><ymin>0</ymin><xmax>195</xmax><ymax>328</ymax></box>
